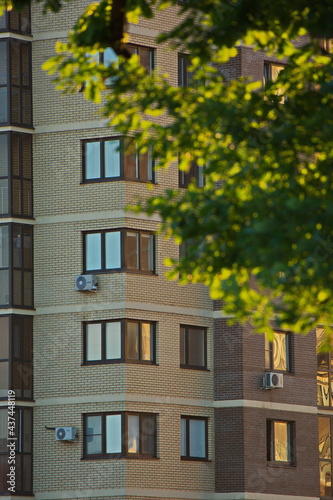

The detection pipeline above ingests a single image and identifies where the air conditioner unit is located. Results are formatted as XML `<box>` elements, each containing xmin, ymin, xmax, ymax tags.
<box><xmin>75</xmin><ymin>275</ymin><xmax>97</xmax><ymax>291</ymax></box>
<box><xmin>55</xmin><ymin>427</ymin><xmax>77</xmax><ymax>441</ymax></box>
<box><xmin>263</xmin><ymin>372</ymin><xmax>284</xmax><ymax>389</ymax></box>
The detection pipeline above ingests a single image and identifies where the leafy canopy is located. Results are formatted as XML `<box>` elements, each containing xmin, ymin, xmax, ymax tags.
<box><xmin>2</xmin><ymin>0</ymin><xmax>333</xmax><ymax>337</ymax></box>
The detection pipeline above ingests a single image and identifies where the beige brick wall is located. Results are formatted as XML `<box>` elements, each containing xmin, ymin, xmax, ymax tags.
<box><xmin>30</xmin><ymin>1</ymin><xmax>214</xmax><ymax>497</ymax></box>
<box><xmin>33</xmin><ymin>402</ymin><xmax>214</xmax><ymax>494</ymax></box>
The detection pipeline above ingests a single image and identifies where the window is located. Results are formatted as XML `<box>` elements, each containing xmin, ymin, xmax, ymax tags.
<box><xmin>84</xmin><ymin>229</ymin><xmax>155</xmax><ymax>274</ymax></box>
<box><xmin>127</xmin><ymin>44</ymin><xmax>154</xmax><ymax>73</ymax></box>
<box><xmin>0</xmin><ymin>315</ymin><xmax>33</xmax><ymax>400</ymax></box>
<box><xmin>0</xmin><ymin>224</ymin><xmax>33</xmax><ymax>308</ymax></box>
<box><xmin>180</xmin><ymin>325</ymin><xmax>207</xmax><ymax>369</ymax></box>
<box><xmin>319</xmin><ymin>416</ymin><xmax>333</xmax><ymax>497</ymax></box>
<box><xmin>267</xmin><ymin>420</ymin><xmax>294</xmax><ymax>464</ymax></box>
<box><xmin>86</xmin><ymin>44</ymin><xmax>154</xmax><ymax>87</ymax></box>
<box><xmin>0</xmin><ymin>5</ymin><xmax>31</xmax><ymax>34</ymax></box>
<box><xmin>178</xmin><ymin>53</ymin><xmax>193</xmax><ymax>87</ymax></box>
<box><xmin>0</xmin><ymin>407</ymin><xmax>33</xmax><ymax>494</ymax></box>
<box><xmin>83</xmin><ymin>137</ymin><xmax>154</xmax><ymax>182</ymax></box>
<box><xmin>84</xmin><ymin>319</ymin><xmax>155</xmax><ymax>364</ymax></box>
<box><xmin>181</xmin><ymin>416</ymin><xmax>208</xmax><ymax>460</ymax></box>
<box><xmin>317</xmin><ymin>327</ymin><xmax>333</xmax><ymax>407</ymax></box>
<box><xmin>0</xmin><ymin>39</ymin><xmax>32</xmax><ymax>127</ymax></box>
<box><xmin>179</xmin><ymin>161</ymin><xmax>204</xmax><ymax>188</ymax></box>
<box><xmin>265</xmin><ymin>331</ymin><xmax>291</xmax><ymax>372</ymax></box>
<box><xmin>0</xmin><ymin>132</ymin><xmax>33</xmax><ymax>217</ymax></box>
<box><xmin>83</xmin><ymin>412</ymin><xmax>156</xmax><ymax>458</ymax></box>
<box><xmin>263</xmin><ymin>62</ymin><xmax>286</xmax><ymax>102</ymax></box>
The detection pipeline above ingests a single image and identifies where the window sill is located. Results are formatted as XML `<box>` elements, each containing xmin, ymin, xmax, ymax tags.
<box><xmin>81</xmin><ymin>361</ymin><xmax>158</xmax><ymax>366</ymax></box>
<box><xmin>84</xmin><ymin>269</ymin><xmax>157</xmax><ymax>276</ymax></box>
<box><xmin>180</xmin><ymin>365</ymin><xmax>210</xmax><ymax>371</ymax></box>
<box><xmin>265</xmin><ymin>369</ymin><xmax>294</xmax><ymax>375</ymax></box>
<box><xmin>81</xmin><ymin>178</ymin><xmax>157</xmax><ymax>185</ymax></box>
<box><xmin>81</xmin><ymin>455</ymin><xmax>159</xmax><ymax>460</ymax></box>
<box><xmin>181</xmin><ymin>456</ymin><xmax>210</xmax><ymax>462</ymax></box>
<box><xmin>267</xmin><ymin>462</ymin><xmax>296</xmax><ymax>468</ymax></box>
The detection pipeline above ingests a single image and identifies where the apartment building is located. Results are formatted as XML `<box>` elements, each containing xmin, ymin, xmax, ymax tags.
<box><xmin>0</xmin><ymin>2</ymin><xmax>329</xmax><ymax>499</ymax></box>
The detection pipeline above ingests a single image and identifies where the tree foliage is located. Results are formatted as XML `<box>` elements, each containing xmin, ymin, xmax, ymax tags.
<box><xmin>2</xmin><ymin>0</ymin><xmax>333</xmax><ymax>336</ymax></box>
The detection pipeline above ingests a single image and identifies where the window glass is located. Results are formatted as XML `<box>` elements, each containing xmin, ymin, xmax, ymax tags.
<box><xmin>85</xmin><ymin>141</ymin><xmax>101</xmax><ymax>180</ymax></box>
<box><xmin>86</xmin><ymin>233</ymin><xmax>102</xmax><ymax>271</ymax></box>
<box><xmin>127</xmin><ymin>321</ymin><xmax>139</xmax><ymax>360</ymax></box>
<box><xmin>272</xmin><ymin>333</ymin><xmax>288</xmax><ymax>371</ymax></box>
<box><xmin>141</xmin><ymin>322</ymin><xmax>152</xmax><ymax>361</ymax></box>
<box><xmin>0</xmin><ymin>408</ymin><xmax>7</xmax><ymax>452</ymax></box>
<box><xmin>189</xmin><ymin>419</ymin><xmax>206</xmax><ymax>458</ymax></box>
<box><xmin>141</xmin><ymin>414</ymin><xmax>156</xmax><ymax>455</ymax></box>
<box><xmin>273</xmin><ymin>421</ymin><xmax>289</xmax><ymax>461</ymax></box>
<box><xmin>0</xmin><ymin>88</ymin><xmax>7</xmax><ymax>123</ymax></box>
<box><xmin>317</xmin><ymin>327</ymin><xmax>329</xmax><ymax>370</ymax></box>
<box><xmin>180</xmin><ymin>325</ymin><xmax>206</xmax><ymax>369</ymax></box>
<box><xmin>0</xmin><ymin>361</ymin><xmax>9</xmax><ymax>398</ymax></box>
<box><xmin>126</xmin><ymin>231</ymin><xmax>139</xmax><ymax>269</ymax></box>
<box><xmin>10</xmin><ymin>40</ymin><xmax>20</xmax><ymax>85</ymax></box>
<box><xmin>106</xmin><ymin>414</ymin><xmax>122</xmax><ymax>453</ymax></box>
<box><xmin>0</xmin><ymin>225</ymin><xmax>9</xmax><ymax>267</ymax></box>
<box><xmin>105</xmin><ymin>231</ymin><xmax>121</xmax><ymax>269</ymax></box>
<box><xmin>0</xmin><ymin>134</ymin><xmax>8</xmax><ymax>176</ymax></box>
<box><xmin>265</xmin><ymin>331</ymin><xmax>290</xmax><ymax>372</ymax></box>
<box><xmin>317</xmin><ymin>328</ymin><xmax>333</xmax><ymax>406</ymax></box>
<box><xmin>106</xmin><ymin>321</ymin><xmax>121</xmax><ymax>359</ymax></box>
<box><xmin>23</xmin><ymin>227</ymin><xmax>32</xmax><ymax>268</ymax></box>
<box><xmin>188</xmin><ymin>327</ymin><xmax>205</xmax><ymax>367</ymax></box>
<box><xmin>86</xmin><ymin>324</ymin><xmax>102</xmax><ymax>361</ymax></box>
<box><xmin>140</xmin><ymin>233</ymin><xmax>153</xmax><ymax>271</ymax></box>
<box><xmin>320</xmin><ymin>460</ymin><xmax>332</xmax><ymax>497</ymax></box>
<box><xmin>181</xmin><ymin>418</ymin><xmax>186</xmax><ymax>456</ymax></box>
<box><xmin>180</xmin><ymin>327</ymin><xmax>186</xmax><ymax>365</ymax></box>
<box><xmin>0</xmin><ymin>42</ymin><xmax>7</xmax><ymax>86</ymax></box>
<box><xmin>181</xmin><ymin>416</ymin><xmax>207</xmax><ymax>459</ymax></box>
<box><xmin>128</xmin><ymin>415</ymin><xmax>140</xmax><ymax>453</ymax></box>
<box><xmin>86</xmin><ymin>415</ymin><xmax>102</xmax><ymax>455</ymax></box>
<box><xmin>0</xmin><ymin>317</ymin><xmax>9</xmax><ymax>358</ymax></box>
<box><xmin>319</xmin><ymin>417</ymin><xmax>331</xmax><ymax>459</ymax></box>
<box><xmin>12</xmin><ymin>177</ymin><xmax>21</xmax><ymax>214</ymax></box>
<box><xmin>0</xmin><ymin>13</ymin><xmax>7</xmax><ymax>30</ymax></box>
<box><xmin>21</xmin><ymin>44</ymin><xmax>30</xmax><ymax>87</ymax></box>
<box><xmin>103</xmin><ymin>48</ymin><xmax>118</xmax><ymax>86</ymax></box>
<box><xmin>0</xmin><ymin>270</ymin><xmax>9</xmax><ymax>305</ymax></box>
<box><xmin>23</xmin><ymin>270</ymin><xmax>32</xmax><ymax>307</ymax></box>
<box><xmin>11</xmin><ymin>86</ymin><xmax>21</xmax><ymax>123</ymax></box>
<box><xmin>13</xmin><ymin>226</ymin><xmax>22</xmax><ymax>267</ymax></box>
<box><xmin>105</xmin><ymin>139</ymin><xmax>120</xmax><ymax>177</ymax></box>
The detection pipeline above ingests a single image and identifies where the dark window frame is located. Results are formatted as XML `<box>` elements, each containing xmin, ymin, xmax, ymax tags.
<box><xmin>0</xmin><ymin>132</ymin><xmax>33</xmax><ymax>218</ymax></box>
<box><xmin>0</xmin><ymin>406</ymin><xmax>33</xmax><ymax>494</ymax></box>
<box><xmin>319</xmin><ymin>415</ymin><xmax>333</xmax><ymax>498</ymax></box>
<box><xmin>0</xmin><ymin>315</ymin><xmax>33</xmax><ymax>401</ymax></box>
<box><xmin>0</xmin><ymin>6</ymin><xmax>31</xmax><ymax>35</ymax></box>
<box><xmin>83</xmin><ymin>228</ymin><xmax>155</xmax><ymax>275</ymax></box>
<box><xmin>265</xmin><ymin>330</ymin><xmax>292</xmax><ymax>373</ymax></box>
<box><xmin>83</xmin><ymin>319</ymin><xmax>156</xmax><ymax>365</ymax></box>
<box><xmin>82</xmin><ymin>136</ymin><xmax>155</xmax><ymax>183</ymax></box>
<box><xmin>83</xmin><ymin>411</ymin><xmax>157</xmax><ymax>459</ymax></box>
<box><xmin>179</xmin><ymin>161</ymin><xmax>205</xmax><ymax>188</ymax></box>
<box><xmin>180</xmin><ymin>325</ymin><xmax>207</xmax><ymax>370</ymax></box>
<box><xmin>181</xmin><ymin>415</ymin><xmax>208</xmax><ymax>461</ymax></box>
<box><xmin>0</xmin><ymin>223</ymin><xmax>33</xmax><ymax>309</ymax></box>
<box><xmin>178</xmin><ymin>53</ymin><xmax>193</xmax><ymax>87</ymax></box>
<box><xmin>317</xmin><ymin>327</ymin><xmax>333</xmax><ymax>407</ymax></box>
<box><xmin>0</xmin><ymin>38</ymin><xmax>32</xmax><ymax>127</ymax></box>
<box><xmin>267</xmin><ymin>419</ymin><xmax>295</xmax><ymax>465</ymax></box>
